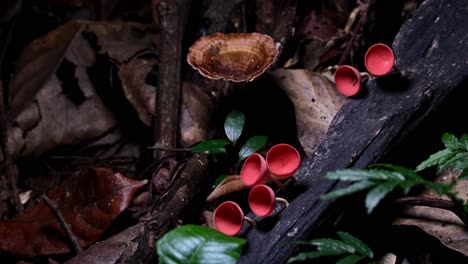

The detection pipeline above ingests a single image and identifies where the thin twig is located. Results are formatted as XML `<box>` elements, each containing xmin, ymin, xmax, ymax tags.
<box><xmin>0</xmin><ymin>9</ymin><xmax>23</xmax><ymax>214</ymax></box>
<box><xmin>338</xmin><ymin>0</ymin><xmax>376</xmax><ymax>66</ymax></box>
<box><xmin>147</xmin><ymin>146</ymin><xmax>191</xmax><ymax>152</ymax></box>
<box><xmin>395</xmin><ymin>196</ymin><xmax>468</xmax><ymax>226</ymax></box>
<box><xmin>42</xmin><ymin>195</ymin><xmax>83</xmax><ymax>253</ymax></box>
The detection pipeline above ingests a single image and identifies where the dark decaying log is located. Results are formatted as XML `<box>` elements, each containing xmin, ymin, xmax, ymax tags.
<box><xmin>238</xmin><ymin>0</ymin><xmax>468</xmax><ymax>263</ymax></box>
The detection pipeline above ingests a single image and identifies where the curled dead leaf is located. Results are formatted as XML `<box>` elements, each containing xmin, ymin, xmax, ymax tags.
<box><xmin>206</xmin><ymin>175</ymin><xmax>248</xmax><ymax>203</ymax></box>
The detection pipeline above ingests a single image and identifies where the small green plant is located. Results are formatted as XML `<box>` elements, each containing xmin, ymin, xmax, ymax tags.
<box><xmin>416</xmin><ymin>133</ymin><xmax>468</xmax><ymax>178</ymax></box>
<box><xmin>157</xmin><ymin>224</ymin><xmax>246</xmax><ymax>264</ymax></box>
<box><xmin>191</xmin><ymin>110</ymin><xmax>267</xmax><ymax>162</ymax></box>
<box><xmin>320</xmin><ymin>133</ymin><xmax>468</xmax><ymax>215</ymax></box>
<box><xmin>288</xmin><ymin>231</ymin><xmax>376</xmax><ymax>264</ymax></box>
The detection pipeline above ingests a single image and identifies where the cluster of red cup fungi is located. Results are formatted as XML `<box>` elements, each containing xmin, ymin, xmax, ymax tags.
<box><xmin>213</xmin><ymin>143</ymin><xmax>301</xmax><ymax>236</ymax></box>
<box><xmin>334</xmin><ymin>43</ymin><xmax>396</xmax><ymax>97</ymax></box>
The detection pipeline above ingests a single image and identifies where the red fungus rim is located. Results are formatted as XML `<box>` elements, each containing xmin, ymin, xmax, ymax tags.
<box><xmin>364</xmin><ymin>43</ymin><xmax>395</xmax><ymax>76</ymax></box>
<box><xmin>266</xmin><ymin>144</ymin><xmax>301</xmax><ymax>179</ymax></box>
<box><xmin>240</xmin><ymin>153</ymin><xmax>269</xmax><ymax>187</ymax></box>
<box><xmin>213</xmin><ymin>201</ymin><xmax>245</xmax><ymax>236</ymax></box>
<box><xmin>249</xmin><ymin>184</ymin><xmax>276</xmax><ymax>217</ymax></box>
<box><xmin>334</xmin><ymin>65</ymin><xmax>362</xmax><ymax>97</ymax></box>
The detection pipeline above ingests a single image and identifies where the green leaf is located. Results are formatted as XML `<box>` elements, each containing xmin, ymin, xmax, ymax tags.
<box><xmin>460</xmin><ymin>134</ymin><xmax>468</xmax><ymax>151</ymax></box>
<box><xmin>324</xmin><ymin>169</ymin><xmax>404</xmax><ymax>181</ymax></box>
<box><xmin>157</xmin><ymin>225</ymin><xmax>246</xmax><ymax>264</ymax></box>
<box><xmin>365</xmin><ymin>180</ymin><xmax>399</xmax><ymax>214</ymax></box>
<box><xmin>438</xmin><ymin>152</ymin><xmax>468</xmax><ymax>173</ymax></box>
<box><xmin>416</xmin><ymin>149</ymin><xmax>454</xmax><ymax>171</ymax></box>
<box><xmin>214</xmin><ymin>175</ymin><xmax>229</xmax><ymax>186</ymax></box>
<box><xmin>320</xmin><ymin>181</ymin><xmax>375</xmax><ymax>200</ymax></box>
<box><xmin>336</xmin><ymin>255</ymin><xmax>365</xmax><ymax>264</ymax></box>
<box><xmin>310</xmin><ymin>238</ymin><xmax>356</xmax><ymax>254</ymax></box>
<box><xmin>442</xmin><ymin>133</ymin><xmax>460</xmax><ymax>150</ymax></box>
<box><xmin>369</xmin><ymin>163</ymin><xmax>422</xmax><ymax>181</ymax></box>
<box><xmin>224</xmin><ymin>111</ymin><xmax>245</xmax><ymax>143</ymax></box>
<box><xmin>238</xmin><ymin>135</ymin><xmax>268</xmax><ymax>161</ymax></box>
<box><xmin>192</xmin><ymin>139</ymin><xmax>230</xmax><ymax>154</ymax></box>
<box><xmin>288</xmin><ymin>250</ymin><xmax>338</xmax><ymax>263</ymax></box>
<box><xmin>337</xmin><ymin>232</ymin><xmax>373</xmax><ymax>258</ymax></box>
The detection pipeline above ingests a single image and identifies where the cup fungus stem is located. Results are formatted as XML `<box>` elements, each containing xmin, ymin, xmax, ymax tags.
<box><xmin>244</xmin><ymin>216</ymin><xmax>256</xmax><ymax>227</ymax></box>
<box><xmin>275</xmin><ymin>197</ymin><xmax>289</xmax><ymax>208</ymax></box>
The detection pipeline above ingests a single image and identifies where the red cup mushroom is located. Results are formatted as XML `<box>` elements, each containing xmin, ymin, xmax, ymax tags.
<box><xmin>364</xmin><ymin>43</ymin><xmax>395</xmax><ymax>76</ymax></box>
<box><xmin>240</xmin><ymin>153</ymin><xmax>270</xmax><ymax>187</ymax></box>
<box><xmin>248</xmin><ymin>184</ymin><xmax>289</xmax><ymax>217</ymax></box>
<box><xmin>334</xmin><ymin>65</ymin><xmax>363</xmax><ymax>97</ymax></box>
<box><xmin>266</xmin><ymin>144</ymin><xmax>301</xmax><ymax>179</ymax></box>
<box><xmin>213</xmin><ymin>201</ymin><xmax>255</xmax><ymax>236</ymax></box>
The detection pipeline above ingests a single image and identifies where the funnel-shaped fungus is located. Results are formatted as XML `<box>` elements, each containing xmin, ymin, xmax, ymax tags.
<box><xmin>187</xmin><ymin>32</ymin><xmax>278</xmax><ymax>82</ymax></box>
<box><xmin>364</xmin><ymin>43</ymin><xmax>395</xmax><ymax>76</ymax></box>
<box><xmin>266</xmin><ymin>144</ymin><xmax>301</xmax><ymax>179</ymax></box>
<box><xmin>334</xmin><ymin>65</ymin><xmax>362</xmax><ymax>97</ymax></box>
<box><xmin>213</xmin><ymin>201</ymin><xmax>254</xmax><ymax>236</ymax></box>
<box><xmin>240</xmin><ymin>153</ymin><xmax>270</xmax><ymax>187</ymax></box>
<box><xmin>249</xmin><ymin>184</ymin><xmax>289</xmax><ymax>217</ymax></box>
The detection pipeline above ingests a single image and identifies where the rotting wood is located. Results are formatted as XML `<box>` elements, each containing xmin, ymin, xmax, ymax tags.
<box><xmin>153</xmin><ymin>0</ymin><xmax>191</xmax><ymax>160</ymax></box>
<box><xmin>237</xmin><ymin>0</ymin><xmax>468</xmax><ymax>263</ymax></box>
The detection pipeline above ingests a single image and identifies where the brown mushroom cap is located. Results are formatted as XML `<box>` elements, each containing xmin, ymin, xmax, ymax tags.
<box><xmin>187</xmin><ymin>32</ymin><xmax>278</xmax><ymax>82</ymax></box>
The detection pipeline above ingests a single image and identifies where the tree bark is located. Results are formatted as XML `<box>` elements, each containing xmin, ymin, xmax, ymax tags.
<box><xmin>238</xmin><ymin>0</ymin><xmax>468</xmax><ymax>263</ymax></box>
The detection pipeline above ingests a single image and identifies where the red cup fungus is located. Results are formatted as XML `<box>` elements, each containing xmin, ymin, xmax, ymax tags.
<box><xmin>240</xmin><ymin>153</ymin><xmax>270</xmax><ymax>187</ymax></box>
<box><xmin>213</xmin><ymin>201</ymin><xmax>254</xmax><ymax>236</ymax></box>
<box><xmin>266</xmin><ymin>144</ymin><xmax>301</xmax><ymax>179</ymax></box>
<box><xmin>364</xmin><ymin>43</ymin><xmax>395</xmax><ymax>76</ymax></box>
<box><xmin>334</xmin><ymin>65</ymin><xmax>362</xmax><ymax>97</ymax></box>
<box><xmin>248</xmin><ymin>184</ymin><xmax>289</xmax><ymax>217</ymax></box>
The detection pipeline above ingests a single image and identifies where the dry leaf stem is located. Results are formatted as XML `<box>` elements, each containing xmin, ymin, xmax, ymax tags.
<box><xmin>396</xmin><ymin>196</ymin><xmax>468</xmax><ymax>226</ymax></box>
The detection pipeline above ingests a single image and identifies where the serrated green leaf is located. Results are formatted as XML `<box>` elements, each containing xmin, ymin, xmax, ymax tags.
<box><xmin>337</xmin><ymin>232</ymin><xmax>373</xmax><ymax>258</ymax></box>
<box><xmin>157</xmin><ymin>225</ymin><xmax>246</xmax><ymax>264</ymax></box>
<box><xmin>438</xmin><ymin>152</ymin><xmax>468</xmax><ymax>173</ymax></box>
<box><xmin>365</xmin><ymin>180</ymin><xmax>399</xmax><ymax>214</ymax></box>
<box><xmin>424</xmin><ymin>181</ymin><xmax>456</xmax><ymax>196</ymax></box>
<box><xmin>460</xmin><ymin>134</ymin><xmax>468</xmax><ymax>151</ymax></box>
<box><xmin>336</xmin><ymin>254</ymin><xmax>365</xmax><ymax>264</ymax></box>
<box><xmin>442</xmin><ymin>133</ymin><xmax>460</xmax><ymax>150</ymax></box>
<box><xmin>288</xmin><ymin>250</ymin><xmax>338</xmax><ymax>263</ymax></box>
<box><xmin>324</xmin><ymin>169</ymin><xmax>404</xmax><ymax>181</ymax></box>
<box><xmin>320</xmin><ymin>181</ymin><xmax>375</xmax><ymax>200</ymax></box>
<box><xmin>224</xmin><ymin>111</ymin><xmax>245</xmax><ymax>143</ymax></box>
<box><xmin>416</xmin><ymin>149</ymin><xmax>454</xmax><ymax>171</ymax></box>
<box><xmin>238</xmin><ymin>135</ymin><xmax>267</xmax><ymax>161</ymax></box>
<box><xmin>311</xmin><ymin>238</ymin><xmax>356</xmax><ymax>254</ymax></box>
<box><xmin>192</xmin><ymin>139</ymin><xmax>230</xmax><ymax>154</ymax></box>
<box><xmin>369</xmin><ymin>163</ymin><xmax>423</xmax><ymax>181</ymax></box>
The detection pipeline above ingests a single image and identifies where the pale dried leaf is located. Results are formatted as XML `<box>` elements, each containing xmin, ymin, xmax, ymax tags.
<box><xmin>269</xmin><ymin>69</ymin><xmax>345</xmax><ymax>156</ymax></box>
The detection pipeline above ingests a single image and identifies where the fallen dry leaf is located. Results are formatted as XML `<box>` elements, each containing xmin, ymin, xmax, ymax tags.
<box><xmin>179</xmin><ymin>82</ymin><xmax>213</xmax><ymax>147</ymax></box>
<box><xmin>269</xmin><ymin>69</ymin><xmax>345</xmax><ymax>156</ymax></box>
<box><xmin>206</xmin><ymin>175</ymin><xmax>248</xmax><ymax>203</ymax></box>
<box><xmin>0</xmin><ymin>168</ymin><xmax>147</xmax><ymax>259</ymax></box>
<box><xmin>394</xmin><ymin>170</ymin><xmax>468</xmax><ymax>256</ymax></box>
